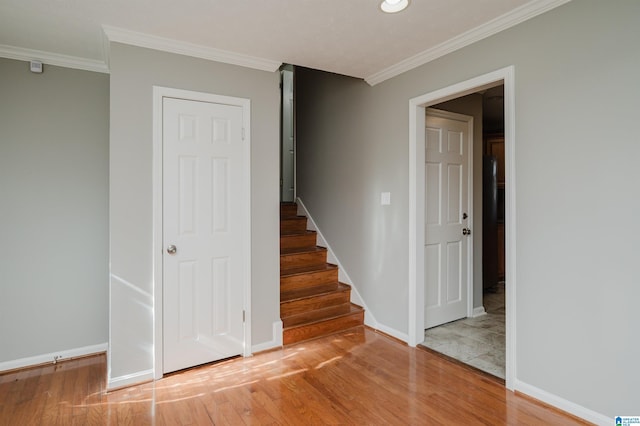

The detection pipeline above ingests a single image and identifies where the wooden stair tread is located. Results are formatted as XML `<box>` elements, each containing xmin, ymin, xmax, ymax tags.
<box><xmin>280</xmin><ymin>203</ymin><xmax>298</xmax><ymax>214</ymax></box>
<box><xmin>280</xmin><ymin>228</ymin><xmax>309</xmax><ymax>236</ymax></box>
<box><xmin>280</xmin><ymin>230</ymin><xmax>316</xmax><ymax>238</ymax></box>
<box><xmin>280</xmin><ymin>215</ymin><xmax>306</xmax><ymax>221</ymax></box>
<box><xmin>282</xmin><ymin>303</ymin><xmax>364</xmax><ymax>329</ymax></box>
<box><xmin>280</xmin><ymin>246</ymin><xmax>326</xmax><ymax>256</ymax></box>
<box><xmin>281</xmin><ymin>282</ymin><xmax>350</xmax><ymax>303</ymax></box>
<box><xmin>280</xmin><ymin>263</ymin><xmax>338</xmax><ymax>278</ymax></box>
<box><xmin>280</xmin><ymin>216</ymin><xmax>307</xmax><ymax>235</ymax></box>
<box><xmin>280</xmin><ymin>231</ymin><xmax>318</xmax><ymax>250</ymax></box>
<box><xmin>280</xmin><ymin>264</ymin><xmax>339</xmax><ymax>292</ymax></box>
<box><xmin>280</xmin><ymin>202</ymin><xmax>364</xmax><ymax>345</ymax></box>
<box><xmin>280</xmin><ymin>214</ymin><xmax>305</xmax><ymax>219</ymax></box>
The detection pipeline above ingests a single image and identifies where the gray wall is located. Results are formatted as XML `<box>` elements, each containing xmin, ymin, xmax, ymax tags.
<box><xmin>108</xmin><ymin>43</ymin><xmax>280</xmax><ymax>383</ymax></box>
<box><xmin>296</xmin><ymin>0</ymin><xmax>639</xmax><ymax>417</ymax></box>
<box><xmin>0</xmin><ymin>58</ymin><xmax>109</xmax><ymax>363</ymax></box>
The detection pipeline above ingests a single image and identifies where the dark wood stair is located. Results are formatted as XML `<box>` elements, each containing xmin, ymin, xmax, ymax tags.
<box><xmin>280</xmin><ymin>202</ymin><xmax>364</xmax><ymax>345</ymax></box>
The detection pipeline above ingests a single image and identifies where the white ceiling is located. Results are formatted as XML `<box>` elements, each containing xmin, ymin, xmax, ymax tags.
<box><xmin>0</xmin><ymin>0</ymin><xmax>568</xmax><ymax>84</ymax></box>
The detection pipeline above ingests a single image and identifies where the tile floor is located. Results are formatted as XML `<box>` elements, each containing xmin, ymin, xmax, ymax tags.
<box><xmin>421</xmin><ymin>283</ymin><xmax>505</xmax><ymax>379</ymax></box>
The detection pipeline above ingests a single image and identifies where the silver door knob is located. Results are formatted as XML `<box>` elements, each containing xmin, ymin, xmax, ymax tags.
<box><xmin>462</xmin><ymin>228</ymin><xmax>471</xmax><ymax>235</ymax></box>
<box><xmin>166</xmin><ymin>245</ymin><xmax>177</xmax><ymax>255</ymax></box>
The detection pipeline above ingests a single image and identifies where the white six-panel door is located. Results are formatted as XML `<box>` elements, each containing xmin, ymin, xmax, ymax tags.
<box><xmin>424</xmin><ymin>110</ymin><xmax>471</xmax><ymax>329</ymax></box>
<box><xmin>162</xmin><ymin>97</ymin><xmax>246</xmax><ymax>373</ymax></box>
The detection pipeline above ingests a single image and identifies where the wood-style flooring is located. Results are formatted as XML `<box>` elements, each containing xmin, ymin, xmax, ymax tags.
<box><xmin>0</xmin><ymin>327</ymin><xmax>590</xmax><ymax>425</ymax></box>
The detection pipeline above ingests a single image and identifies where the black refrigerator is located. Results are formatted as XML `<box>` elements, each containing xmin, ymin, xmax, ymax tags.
<box><xmin>483</xmin><ymin>155</ymin><xmax>499</xmax><ymax>292</ymax></box>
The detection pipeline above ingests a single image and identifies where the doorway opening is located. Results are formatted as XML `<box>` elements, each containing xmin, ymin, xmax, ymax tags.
<box><xmin>408</xmin><ymin>66</ymin><xmax>516</xmax><ymax>389</ymax></box>
<box><xmin>421</xmin><ymin>86</ymin><xmax>506</xmax><ymax>380</ymax></box>
<box><xmin>280</xmin><ymin>65</ymin><xmax>295</xmax><ymax>202</ymax></box>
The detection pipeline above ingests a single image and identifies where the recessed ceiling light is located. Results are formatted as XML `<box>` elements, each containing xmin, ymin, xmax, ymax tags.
<box><xmin>380</xmin><ymin>0</ymin><xmax>410</xmax><ymax>13</ymax></box>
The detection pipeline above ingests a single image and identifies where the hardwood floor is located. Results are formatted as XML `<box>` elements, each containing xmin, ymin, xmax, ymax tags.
<box><xmin>0</xmin><ymin>327</ymin><xmax>590</xmax><ymax>425</ymax></box>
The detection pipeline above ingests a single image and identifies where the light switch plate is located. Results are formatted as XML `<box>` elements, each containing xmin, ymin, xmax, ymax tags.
<box><xmin>381</xmin><ymin>192</ymin><xmax>391</xmax><ymax>205</ymax></box>
<box><xmin>30</xmin><ymin>61</ymin><xmax>43</xmax><ymax>73</ymax></box>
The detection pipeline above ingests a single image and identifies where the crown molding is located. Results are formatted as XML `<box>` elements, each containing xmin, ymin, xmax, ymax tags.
<box><xmin>365</xmin><ymin>0</ymin><xmax>571</xmax><ymax>86</ymax></box>
<box><xmin>102</xmin><ymin>25</ymin><xmax>282</xmax><ymax>73</ymax></box>
<box><xmin>0</xmin><ymin>44</ymin><xmax>109</xmax><ymax>74</ymax></box>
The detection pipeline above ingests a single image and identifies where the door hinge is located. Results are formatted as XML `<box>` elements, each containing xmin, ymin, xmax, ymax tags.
<box><xmin>243</xmin><ymin>310</ymin><xmax>246</xmax><ymax>322</ymax></box>
<box><xmin>242</xmin><ymin>127</ymin><xmax>245</xmax><ymax>140</ymax></box>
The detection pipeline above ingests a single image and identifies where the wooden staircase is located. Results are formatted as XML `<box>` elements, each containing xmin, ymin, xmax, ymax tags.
<box><xmin>280</xmin><ymin>203</ymin><xmax>364</xmax><ymax>345</ymax></box>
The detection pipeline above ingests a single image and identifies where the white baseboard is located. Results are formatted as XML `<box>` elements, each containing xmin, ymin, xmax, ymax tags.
<box><xmin>514</xmin><ymin>379</ymin><xmax>610</xmax><ymax>426</ymax></box>
<box><xmin>472</xmin><ymin>306</ymin><xmax>487</xmax><ymax>317</ymax></box>
<box><xmin>374</xmin><ymin>324</ymin><xmax>409</xmax><ymax>343</ymax></box>
<box><xmin>107</xmin><ymin>369</ymin><xmax>154</xmax><ymax>391</ymax></box>
<box><xmin>0</xmin><ymin>342</ymin><xmax>108</xmax><ymax>373</ymax></box>
<box><xmin>252</xmin><ymin>320</ymin><xmax>283</xmax><ymax>353</ymax></box>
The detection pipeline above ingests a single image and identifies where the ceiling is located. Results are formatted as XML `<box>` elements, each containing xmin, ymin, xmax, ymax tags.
<box><xmin>0</xmin><ymin>0</ymin><xmax>567</xmax><ymax>84</ymax></box>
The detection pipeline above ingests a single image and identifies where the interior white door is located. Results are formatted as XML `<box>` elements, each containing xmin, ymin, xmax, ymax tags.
<box><xmin>424</xmin><ymin>110</ymin><xmax>471</xmax><ymax>329</ymax></box>
<box><xmin>162</xmin><ymin>96</ymin><xmax>246</xmax><ymax>374</ymax></box>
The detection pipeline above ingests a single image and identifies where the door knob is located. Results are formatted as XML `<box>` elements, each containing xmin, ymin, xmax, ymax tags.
<box><xmin>166</xmin><ymin>245</ymin><xmax>177</xmax><ymax>255</ymax></box>
<box><xmin>462</xmin><ymin>228</ymin><xmax>471</xmax><ymax>236</ymax></box>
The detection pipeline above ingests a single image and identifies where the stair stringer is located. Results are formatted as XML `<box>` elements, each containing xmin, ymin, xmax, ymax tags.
<box><xmin>295</xmin><ymin>197</ymin><xmax>379</xmax><ymax>330</ymax></box>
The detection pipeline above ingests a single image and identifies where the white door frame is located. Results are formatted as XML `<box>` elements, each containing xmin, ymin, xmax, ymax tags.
<box><xmin>424</xmin><ymin>108</ymin><xmax>474</xmax><ymax>328</ymax></box>
<box><xmin>408</xmin><ymin>66</ymin><xmax>516</xmax><ymax>390</ymax></box>
<box><xmin>152</xmin><ymin>86</ymin><xmax>252</xmax><ymax>379</ymax></box>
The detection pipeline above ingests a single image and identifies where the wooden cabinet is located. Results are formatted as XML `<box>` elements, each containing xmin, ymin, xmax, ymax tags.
<box><xmin>486</xmin><ymin>135</ymin><xmax>505</xmax><ymax>185</ymax></box>
<box><xmin>484</xmin><ymin>134</ymin><xmax>505</xmax><ymax>282</ymax></box>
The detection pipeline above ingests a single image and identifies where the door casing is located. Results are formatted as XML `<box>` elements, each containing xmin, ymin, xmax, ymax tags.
<box><xmin>408</xmin><ymin>66</ymin><xmax>516</xmax><ymax>390</ymax></box>
<box><xmin>152</xmin><ymin>86</ymin><xmax>252</xmax><ymax>379</ymax></box>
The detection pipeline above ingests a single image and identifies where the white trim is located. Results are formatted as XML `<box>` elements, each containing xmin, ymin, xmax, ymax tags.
<box><xmin>101</xmin><ymin>26</ymin><xmax>111</xmax><ymax>71</ymax></box>
<box><xmin>0</xmin><ymin>44</ymin><xmax>109</xmax><ymax>74</ymax></box>
<box><xmin>425</xmin><ymin>107</ymin><xmax>475</xmax><ymax>324</ymax></box>
<box><xmin>0</xmin><ymin>343</ymin><xmax>107</xmax><ymax>372</ymax></box>
<box><xmin>107</xmin><ymin>369</ymin><xmax>154</xmax><ymax>392</ymax></box>
<box><xmin>408</xmin><ymin>66</ymin><xmax>516</xmax><ymax>392</ymax></box>
<box><xmin>365</xmin><ymin>0</ymin><xmax>569</xmax><ymax>85</ymax></box>
<box><xmin>152</xmin><ymin>87</ymin><xmax>164</xmax><ymax>380</ymax></box>
<box><xmin>152</xmin><ymin>86</ymin><xmax>252</xmax><ymax>380</ymax></box>
<box><xmin>472</xmin><ymin>306</ymin><xmax>487</xmax><ymax>318</ymax></box>
<box><xmin>408</xmin><ymin>93</ymin><xmax>424</xmax><ymax>348</ymax></box>
<box><xmin>252</xmin><ymin>321</ymin><xmax>283</xmax><ymax>353</ymax></box>
<box><xmin>514</xmin><ymin>379</ymin><xmax>609</xmax><ymax>426</ymax></box>
<box><xmin>374</xmin><ymin>324</ymin><xmax>409</xmax><ymax>344</ymax></box>
<box><xmin>110</xmin><ymin>273</ymin><xmax>153</xmax><ymax>298</ymax></box>
<box><xmin>503</xmin><ymin>66</ymin><xmax>517</xmax><ymax>392</ymax></box>
<box><xmin>242</xmin><ymin>100</ymin><xmax>253</xmax><ymax>361</ymax></box>
<box><xmin>296</xmin><ymin>198</ymin><xmax>380</xmax><ymax>330</ymax></box>
<box><xmin>103</xmin><ymin>25</ymin><xmax>281</xmax><ymax>73</ymax></box>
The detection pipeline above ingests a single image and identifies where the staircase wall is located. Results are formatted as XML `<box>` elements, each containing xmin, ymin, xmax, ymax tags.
<box><xmin>295</xmin><ymin>198</ymin><xmax>381</xmax><ymax>334</ymax></box>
